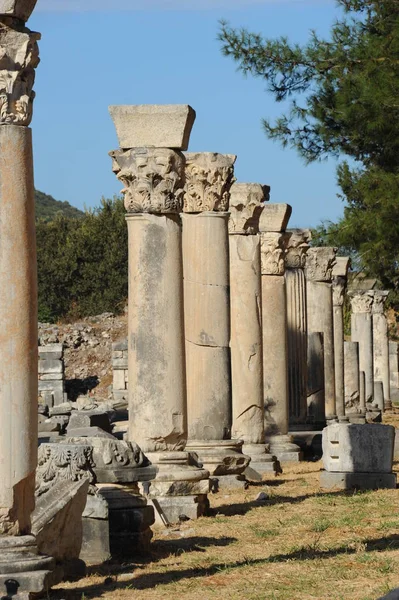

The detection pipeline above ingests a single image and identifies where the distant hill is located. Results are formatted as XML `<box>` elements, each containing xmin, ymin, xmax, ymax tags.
<box><xmin>35</xmin><ymin>190</ymin><xmax>84</xmax><ymax>221</ymax></box>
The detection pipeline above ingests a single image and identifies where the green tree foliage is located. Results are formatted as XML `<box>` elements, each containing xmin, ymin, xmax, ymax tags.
<box><xmin>219</xmin><ymin>1</ymin><xmax>399</xmax><ymax>293</ymax></box>
<box><xmin>37</xmin><ymin>197</ymin><xmax>128</xmax><ymax>322</ymax></box>
<box><xmin>35</xmin><ymin>189</ymin><xmax>84</xmax><ymax>221</ymax></box>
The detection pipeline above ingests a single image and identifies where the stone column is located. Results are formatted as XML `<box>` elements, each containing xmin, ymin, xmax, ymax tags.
<box><xmin>350</xmin><ymin>291</ymin><xmax>374</xmax><ymax>403</ymax></box>
<box><xmin>332</xmin><ymin>257</ymin><xmax>351</xmax><ymax>421</ymax></box>
<box><xmin>306</xmin><ymin>247</ymin><xmax>338</xmax><ymax>424</ymax></box>
<box><xmin>389</xmin><ymin>342</ymin><xmax>399</xmax><ymax>391</ymax></box>
<box><xmin>110</xmin><ymin>105</ymin><xmax>209</xmax><ymax>521</ymax></box>
<box><xmin>0</xmin><ymin>2</ymin><xmax>61</xmax><ymax>594</ymax></box>
<box><xmin>285</xmin><ymin>229</ymin><xmax>311</xmax><ymax>429</ymax></box>
<box><xmin>182</xmin><ymin>153</ymin><xmax>250</xmax><ymax>488</ymax></box>
<box><xmin>229</xmin><ymin>183</ymin><xmax>276</xmax><ymax>475</ymax></box>
<box><xmin>344</xmin><ymin>341</ymin><xmax>366</xmax><ymax>423</ymax></box>
<box><xmin>260</xmin><ymin>205</ymin><xmax>302</xmax><ymax>461</ymax></box>
<box><xmin>372</xmin><ymin>291</ymin><xmax>391</xmax><ymax>410</ymax></box>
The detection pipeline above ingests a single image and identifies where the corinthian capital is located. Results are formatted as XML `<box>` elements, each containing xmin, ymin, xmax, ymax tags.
<box><xmin>260</xmin><ymin>232</ymin><xmax>286</xmax><ymax>276</ymax></box>
<box><xmin>372</xmin><ymin>290</ymin><xmax>389</xmax><ymax>315</ymax></box>
<box><xmin>183</xmin><ymin>152</ymin><xmax>236</xmax><ymax>213</ymax></box>
<box><xmin>285</xmin><ymin>229</ymin><xmax>311</xmax><ymax>269</ymax></box>
<box><xmin>228</xmin><ymin>182</ymin><xmax>268</xmax><ymax>234</ymax></box>
<box><xmin>332</xmin><ymin>278</ymin><xmax>346</xmax><ymax>306</ymax></box>
<box><xmin>305</xmin><ymin>247</ymin><xmax>337</xmax><ymax>282</ymax></box>
<box><xmin>110</xmin><ymin>147</ymin><xmax>185</xmax><ymax>214</ymax></box>
<box><xmin>0</xmin><ymin>19</ymin><xmax>40</xmax><ymax>126</ymax></box>
<box><xmin>349</xmin><ymin>291</ymin><xmax>374</xmax><ymax>314</ymax></box>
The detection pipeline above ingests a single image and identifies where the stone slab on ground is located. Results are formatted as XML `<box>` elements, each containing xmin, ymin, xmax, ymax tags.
<box><xmin>320</xmin><ymin>471</ymin><xmax>397</xmax><ymax>491</ymax></box>
<box><xmin>150</xmin><ymin>495</ymin><xmax>209</xmax><ymax>527</ymax></box>
<box><xmin>211</xmin><ymin>474</ymin><xmax>247</xmax><ymax>492</ymax></box>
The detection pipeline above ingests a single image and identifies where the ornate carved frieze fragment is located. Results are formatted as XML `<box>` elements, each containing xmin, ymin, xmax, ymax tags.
<box><xmin>228</xmin><ymin>182</ymin><xmax>268</xmax><ymax>234</ymax></box>
<box><xmin>0</xmin><ymin>19</ymin><xmax>40</xmax><ymax>126</ymax></box>
<box><xmin>260</xmin><ymin>232</ymin><xmax>286</xmax><ymax>275</ymax></box>
<box><xmin>284</xmin><ymin>229</ymin><xmax>311</xmax><ymax>269</ymax></box>
<box><xmin>305</xmin><ymin>247</ymin><xmax>337</xmax><ymax>282</ymax></box>
<box><xmin>110</xmin><ymin>146</ymin><xmax>185</xmax><ymax>214</ymax></box>
<box><xmin>349</xmin><ymin>291</ymin><xmax>374</xmax><ymax>314</ymax></box>
<box><xmin>36</xmin><ymin>443</ymin><xmax>95</xmax><ymax>496</ymax></box>
<box><xmin>183</xmin><ymin>152</ymin><xmax>236</xmax><ymax>213</ymax></box>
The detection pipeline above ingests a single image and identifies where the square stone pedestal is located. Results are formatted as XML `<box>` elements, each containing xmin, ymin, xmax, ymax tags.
<box><xmin>320</xmin><ymin>471</ymin><xmax>397</xmax><ymax>491</ymax></box>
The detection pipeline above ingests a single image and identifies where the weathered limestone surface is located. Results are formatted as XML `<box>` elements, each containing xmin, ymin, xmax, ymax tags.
<box><xmin>372</xmin><ymin>291</ymin><xmax>390</xmax><ymax>409</ymax></box>
<box><xmin>350</xmin><ymin>291</ymin><xmax>374</xmax><ymax>403</ymax></box>
<box><xmin>38</xmin><ymin>344</ymin><xmax>66</xmax><ymax>407</ymax></box>
<box><xmin>389</xmin><ymin>342</ymin><xmax>399</xmax><ymax>390</ymax></box>
<box><xmin>285</xmin><ymin>229</ymin><xmax>311</xmax><ymax>427</ymax></box>
<box><xmin>344</xmin><ymin>341</ymin><xmax>361</xmax><ymax>411</ymax></box>
<box><xmin>307</xmin><ymin>332</ymin><xmax>325</xmax><ymax>424</ymax></box>
<box><xmin>109</xmin><ymin>104</ymin><xmax>196</xmax><ymax>150</ymax></box>
<box><xmin>0</xmin><ymin>0</ymin><xmax>37</xmax><ymax>21</ymax></box>
<box><xmin>306</xmin><ymin>247</ymin><xmax>337</xmax><ymax>422</ymax></box>
<box><xmin>112</xmin><ymin>339</ymin><xmax>128</xmax><ymax>404</ymax></box>
<box><xmin>332</xmin><ymin>257</ymin><xmax>350</xmax><ymax>420</ymax></box>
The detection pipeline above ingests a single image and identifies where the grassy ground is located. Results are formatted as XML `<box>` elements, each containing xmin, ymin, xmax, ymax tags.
<box><xmin>52</xmin><ymin>459</ymin><xmax>399</xmax><ymax>600</ymax></box>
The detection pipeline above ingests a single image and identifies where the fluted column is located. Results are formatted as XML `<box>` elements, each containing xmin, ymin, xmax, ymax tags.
<box><xmin>332</xmin><ymin>257</ymin><xmax>350</xmax><ymax>420</ymax></box>
<box><xmin>229</xmin><ymin>183</ymin><xmax>276</xmax><ymax>475</ymax></box>
<box><xmin>350</xmin><ymin>291</ymin><xmax>374</xmax><ymax>404</ymax></box>
<box><xmin>110</xmin><ymin>106</ymin><xmax>209</xmax><ymax>521</ymax></box>
<box><xmin>306</xmin><ymin>247</ymin><xmax>337</xmax><ymax>424</ymax></box>
<box><xmin>182</xmin><ymin>153</ymin><xmax>250</xmax><ymax>486</ymax></box>
<box><xmin>285</xmin><ymin>229</ymin><xmax>311</xmax><ymax>429</ymax></box>
<box><xmin>260</xmin><ymin>205</ymin><xmax>302</xmax><ymax>461</ymax></box>
<box><xmin>372</xmin><ymin>291</ymin><xmax>391</xmax><ymax>410</ymax></box>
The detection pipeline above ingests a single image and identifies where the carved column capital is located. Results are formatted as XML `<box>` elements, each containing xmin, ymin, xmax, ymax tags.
<box><xmin>228</xmin><ymin>182</ymin><xmax>268</xmax><ymax>234</ymax></box>
<box><xmin>284</xmin><ymin>229</ymin><xmax>311</xmax><ymax>269</ymax></box>
<box><xmin>36</xmin><ymin>443</ymin><xmax>95</xmax><ymax>496</ymax></box>
<box><xmin>349</xmin><ymin>291</ymin><xmax>374</xmax><ymax>314</ymax></box>
<box><xmin>183</xmin><ymin>152</ymin><xmax>236</xmax><ymax>213</ymax></box>
<box><xmin>332</xmin><ymin>277</ymin><xmax>346</xmax><ymax>306</ymax></box>
<box><xmin>305</xmin><ymin>247</ymin><xmax>337</xmax><ymax>282</ymax></box>
<box><xmin>371</xmin><ymin>290</ymin><xmax>389</xmax><ymax>315</ymax></box>
<box><xmin>110</xmin><ymin>147</ymin><xmax>185</xmax><ymax>214</ymax></box>
<box><xmin>260</xmin><ymin>232</ymin><xmax>286</xmax><ymax>276</ymax></box>
<box><xmin>0</xmin><ymin>18</ymin><xmax>40</xmax><ymax>126</ymax></box>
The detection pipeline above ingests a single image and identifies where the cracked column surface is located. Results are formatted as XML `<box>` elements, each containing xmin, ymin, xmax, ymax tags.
<box><xmin>260</xmin><ymin>205</ymin><xmax>302</xmax><ymax>462</ymax></box>
<box><xmin>332</xmin><ymin>257</ymin><xmax>351</xmax><ymax>421</ymax></box>
<box><xmin>350</xmin><ymin>291</ymin><xmax>374</xmax><ymax>404</ymax></box>
<box><xmin>182</xmin><ymin>153</ymin><xmax>251</xmax><ymax>487</ymax></box>
<box><xmin>229</xmin><ymin>183</ymin><xmax>277</xmax><ymax>475</ymax></box>
<box><xmin>110</xmin><ymin>106</ymin><xmax>209</xmax><ymax>522</ymax></box>
<box><xmin>306</xmin><ymin>247</ymin><xmax>338</xmax><ymax>425</ymax></box>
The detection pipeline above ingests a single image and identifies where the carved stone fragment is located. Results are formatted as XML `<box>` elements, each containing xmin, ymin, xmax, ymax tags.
<box><xmin>0</xmin><ymin>19</ymin><xmax>40</xmax><ymax>126</ymax></box>
<box><xmin>260</xmin><ymin>232</ymin><xmax>286</xmax><ymax>276</ymax></box>
<box><xmin>350</xmin><ymin>291</ymin><xmax>374</xmax><ymax>314</ymax></box>
<box><xmin>36</xmin><ymin>443</ymin><xmax>95</xmax><ymax>496</ymax></box>
<box><xmin>183</xmin><ymin>152</ymin><xmax>236</xmax><ymax>213</ymax></box>
<box><xmin>332</xmin><ymin>277</ymin><xmax>346</xmax><ymax>307</ymax></box>
<box><xmin>0</xmin><ymin>0</ymin><xmax>37</xmax><ymax>22</ymax></box>
<box><xmin>228</xmin><ymin>182</ymin><xmax>268</xmax><ymax>234</ymax></box>
<box><xmin>372</xmin><ymin>290</ymin><xmax>389</xmax><ymax>314</ymax></box>
<box><xmin>305</xmin><ymin>247</ymin><xmax>337</xmax><ymax>282</ymax></box>
<box><xmin>284</xmin><ymin>229</ymin><xmax>311</xmax><ymax>269</ymax></box>
<box><xmin>110</xmin><ymin>146</ymin><xmax>185</xmax><ymax>214</ymax></box>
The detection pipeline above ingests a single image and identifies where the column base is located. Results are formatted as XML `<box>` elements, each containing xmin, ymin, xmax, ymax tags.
<box><xmin>142</xmin><ymin>451</ymin><xmax>210</xmax><ymax>525</ymax></box>
<box><xmin>210</xmin><ymin>474</ymin><xmax>247</xmax><ymax>492</ymax></box>
<box><xmin>185</xmin><ymin>439</ymin><xmax>250</xmax><ymax>477</ymax></box>
<box><xmin>320</xmin><ymin>471</ymin><xmax>397</xmax><ymax>491</ymax></box>
<box><xmin>0</xmin><ymin>535</ymin><xmax>62</xmax><ymax>599</ymax></box>
<box><xmin>267</xmin><ymin>435</ymin><xmax>303</xmax><ymax>462</ymax></box>
<box><xmin>242</xmin><ymin>444</ymin><xmax>280</xmax><ymax>479</ymax></box>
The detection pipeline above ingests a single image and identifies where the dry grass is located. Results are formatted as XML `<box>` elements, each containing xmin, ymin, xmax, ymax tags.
<box><xmin>52</xmin><ymin>461</ymin><xmax>399</xmax><ymax>600</ymax></box>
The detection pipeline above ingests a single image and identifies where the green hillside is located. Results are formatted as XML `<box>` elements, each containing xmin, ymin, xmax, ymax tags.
<box><xmin>35</xmin><ymin>190</ymin><xmax>84</xmax><ymax>221</ymax></box>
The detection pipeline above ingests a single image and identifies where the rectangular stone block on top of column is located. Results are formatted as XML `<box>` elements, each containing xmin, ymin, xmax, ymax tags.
<box><xmin>285</xmin><ymin>229</ymin><xmax>311</xmax><ymax>430</ymax></box>
<box><xmin>0</xmin><ymin>2</ymin><xmax>62</xmax><ymax>596</ymax></box>
<box><xmin>260</xmin><ymin>204</ymin><xmax>302</xmax><ymax>462</ymax></box>
<box><xmin>182</xmin><ymin>152</ymin><xmax>251</xmax><ymax>489</ymax></box>
<box><xmin>305</xmin><ymin>247</ymin><xmax>338</xmax><ymax>425</ymax></box>
<box><xmin>349</xmin><ymin>291</ymin><xmax>374</xmax><ymax>405</ymax></box>
<box><xmin>332</xmin><ymin>257</ymin><xmax>351</xmax><ymax>421</ymax></box>
<box><xmin>109</xmin><ymin>105</ymin><xmax>209</xmax><ymax>522</ymax></box>
<box><xmin>372</xmin><ymin>291</ymin><xmax>391</xmax><ymax>411</ymax></box>
<box><xmin>229</xmin><ymin>182</ymin><xmax>278</xmax><ymax>476</ymax></box>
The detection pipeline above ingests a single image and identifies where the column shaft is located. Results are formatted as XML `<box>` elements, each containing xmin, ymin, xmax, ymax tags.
<box><xmin>333</xmin><ymin>302</ymin><xmax>345</xmax><ymax>418</ymax></box>
<box><xmin>351</xmin><ymin>311</ymin><xmax>373</xmax><ymax>402</ymax></box>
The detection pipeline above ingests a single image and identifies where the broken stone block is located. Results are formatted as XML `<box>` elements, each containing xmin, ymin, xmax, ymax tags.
<box><xmin>109</xmin><ymin>104</ymin><xmax>196</xmax><ymax>150</ymax></box>
<box><xmin>0</xmin><ymin>0</ymin><xmax>37</xmax><ymax>22</ymax></box>
<box><xmin>67</xmin><ymin>411</ymin><xmax>112</xmax><ymax>433</ymax></box>
<box><xmin>259</xmin><ymin>203</ymin><xmax>292</xmax><ymax>233</ymax></box>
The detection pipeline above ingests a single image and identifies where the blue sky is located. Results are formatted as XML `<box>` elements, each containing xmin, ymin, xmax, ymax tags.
<box><xmin>30</xmin><ymin>0</ymin><xmax>341</xmax><ymax>227</ymax></box>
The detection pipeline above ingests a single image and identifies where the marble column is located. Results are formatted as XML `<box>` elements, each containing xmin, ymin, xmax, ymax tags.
<box><xmin>0</xmin><ymin>3</ymin><xmax>61</xmax><ymax>595</ymax></box>
<box><xmin>344</xmin><ymin>341</ymin><xmax>366</xmax><ymax>423</ymax></box>
<box><xmin>307</xmin><ymin>332</ymin><xmax>325</xmax><ymax>421</ymax></box>
<box><xmin>285</xmin><ymin>229</ymin><xmax>311</xmax><ymax>429</ymax></box>
<box><xmin>229</xmin><ymin>183</ymin><xmax>276</xmax><ymax>475</ymax></box>
<box><xmin>182</xmin><ymin>153</ymin><xmax>251</xmax><ymax>488</ymax></box>
<box><xmin>372</xmin><ymin>291</ymin><xmax>391</xmax><ymax>410</ymax></box>
<box><xmin>389</xmin><ymin>342</ymin><xmax>399</xmax><ymax>391</ymax></box>
<box><xmin>350</xmin><ymin>291</ymin><xmax>374</xmax><ymax>403</ymax></box>
<box><xmin>110</xmin><ymin>105</ymin><xmax>209</xmax><ymax>521</ymax></box>
<box><xmin>260</xmin><ymin>204</ymin><xmax>302</xmax><ymax>461</ymax></box>
<box><xmin>306</xmin><ymin>247</ymin><xmax>338</xmax><ymax>424</ymax></box>
<box><xmin>332</xmin><ymin>257</ymin><xmax>350</xmax><ymax>421</ymax></box>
